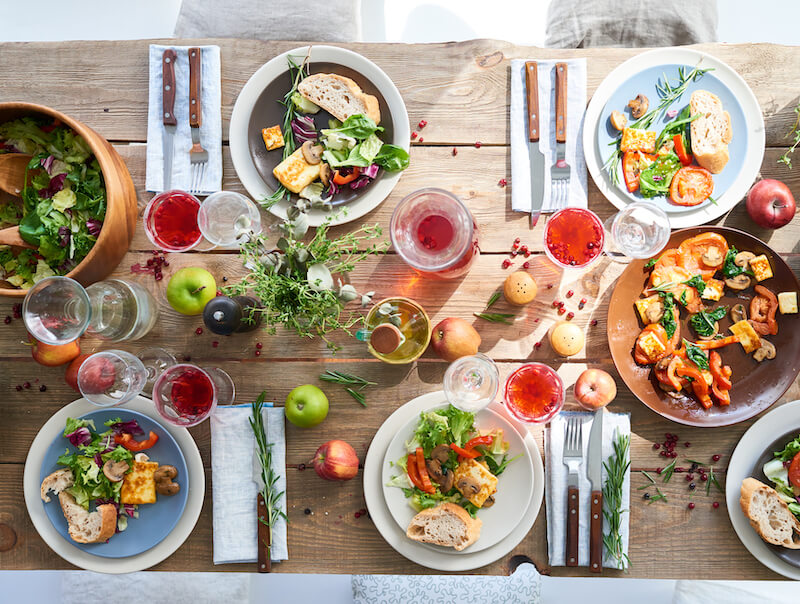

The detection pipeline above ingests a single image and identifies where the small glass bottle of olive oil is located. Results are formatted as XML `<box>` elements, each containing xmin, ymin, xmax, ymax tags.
<box><xmin>358</xmin><ymin>297</ymin><xmax>431</xmax><ymax>364</ymax></box>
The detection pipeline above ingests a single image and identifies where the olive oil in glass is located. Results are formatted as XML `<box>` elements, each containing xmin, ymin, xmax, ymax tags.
<box><xmin>359</xmin><ymin>297</ymin><xmax>431</xmax><ymax>364</ymax></box>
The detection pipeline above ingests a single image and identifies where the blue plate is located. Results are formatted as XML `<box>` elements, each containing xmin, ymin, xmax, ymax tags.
<box><xmin>597</xmin><ymin>63</ymin><xmax>747</xmax><ymax>214</ymax></box>
<box><xmin>39</xmin><ymin>409</ymin><xmax>189</xmax><ymax>558</ymax></box>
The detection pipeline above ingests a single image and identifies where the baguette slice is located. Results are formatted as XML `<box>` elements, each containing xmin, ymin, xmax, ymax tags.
<box><xmin>406</xmin><ymin>502</ymin><xmax>482</xmax><ymax>551</ymax></box>
<box><xmin>740</xmin><ymin>477</ymin><xmax>800</xmax><ymax>549</ymax></box>
<box><xmin>58</xmin><ymin>491</ymin><xmax>117</xmax><ymax>544</ymax></box>
<box><xmin>690</xmin><ymin>90</ymin><xmax>732</xmax><ymax>173</ymax></box>
<box><xmin>40</xmin><ymin>468</ymin><xmax>74</xmax><ymax>503</ymax></box>
<box><xmin>298</xmin><ymin>74</ymin><xmax>381</xmax><ymax>125</ymax></box>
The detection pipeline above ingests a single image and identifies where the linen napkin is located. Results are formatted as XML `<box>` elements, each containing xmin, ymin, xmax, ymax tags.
<box><xmin>145</xmin><ymin>44</ymin><xmax>223</xmax><ymax>195</ymax></box>
<box><xmin>510</xmin><ymin>58</ymin><xmax>588</xmax><ymax>214</ymax></box>
<box><xmin>210</xmin><ymin>403</ymin><xmax>288</xmax><ymax>564</ymax></box>
<box><xmin>545</xmin><ymin>410</ymin><xmax>631</xmax><ymax>568</ymax></box>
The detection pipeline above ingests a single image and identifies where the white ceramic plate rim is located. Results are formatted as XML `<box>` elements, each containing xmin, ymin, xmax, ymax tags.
<box><xmin>229</xmin><ymin>45</ymin><xmax>410</xmax><ymax>227</ymax></box>
<box><xmin>23</xmin><ymin>395</ymin><xmax>205</xmax><ymax>574</ymax></box>
<box><xmin>381</xmin><ymin>404</ymin><xmax>534</xmax><ymax>554</ymax></box>
<box><xmin>364</xmin><ymin>391</ymin><xmax>544</xmax><ymax>571</ymax></box>
<box><xmin>583</xmin><ymin>48</ymin><xmax>765</xmax><ymax>229</ymax></box>
<box><xmin>726</xmin><ymin>399</ymin><xmax>800</xmax><ymax>580</ymax></box>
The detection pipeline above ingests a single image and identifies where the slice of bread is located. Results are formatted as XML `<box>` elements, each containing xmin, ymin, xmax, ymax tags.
<box><xmin>40</xmin><ymin>468</ymin><xmax>74</xmax><ymax>503</ymax></box>
<box><xmin>58</xmin><ymin>491</ymin><xmax>117</xmax><ymax>544</ymax></box>
<box><xmin>740</xmin><ymin>477</ymin><xmax>800</xmax><ymax>549</ymax></box>
<box><xmin>406</xmin><ymin>502</ymin><xmax>482</xmax><ymax>551</ymax></box>
<box><xmin>690</xmin><ymin>90</ymin><xmax>732</xmax><ymax>173</ymax></box>
<box><xmin>298</xmin><ymin>74</ymin><xmax>381</xmax><ymax>125</ymax></box>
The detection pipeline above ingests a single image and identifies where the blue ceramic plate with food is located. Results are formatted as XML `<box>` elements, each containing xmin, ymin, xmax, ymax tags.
<box><xmin>39</xmin><ymin>408</ymin><xmax>188</xmax><ymax>558</ymax></box>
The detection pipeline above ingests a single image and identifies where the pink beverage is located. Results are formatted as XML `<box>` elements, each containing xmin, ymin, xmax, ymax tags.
<box><xmin>504</xmin><ymin>363</ymin><xmax>565</xmax><ymax>423</ymax></box>
<box><xmin>544</xmin><ymin>207</ymin><xmax>604</xmax><ymax>268</ymax></box>
<box><xmin>143</xmin><ymin>190</ymin><xmax>203</xmax><ymax>251</ymax></box>
<box><xmin>390</xmin><ymin>188</ymin><xmax>479</xmax><ymax>279</ymax></box>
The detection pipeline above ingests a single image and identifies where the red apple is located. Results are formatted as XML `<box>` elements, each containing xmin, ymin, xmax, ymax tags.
<box><xmin>29</xmin><ymin>334</ymin><xmax>81</xmax><ymax>367</ymax></box>
<box><xmin>430</xmin><ymin>317</ymin><xmax>481</xmax><ymax>362</ymax></box>
<box><xmin>65</xmin><ymin>353</ymin><xmax>91</xmax><ymax>392</ymax></box>
<box><xmin>574</xmin><ymin>369</ymin><xmax>617</xmax><ymax>410</ymax></box>
<box><xmin>312</xmin><ymin>440</ymin><xmax>359</xmax><ymax>481</ymax></box>
<box><xmin>746</xmin><ymin>179</ymin><xmax>796</xmax><ymax>229</ymax></box>
<box><xmin>77</xmin><ymin>355</ymin><xmax>117</xmax><ymax>394</ymax></box>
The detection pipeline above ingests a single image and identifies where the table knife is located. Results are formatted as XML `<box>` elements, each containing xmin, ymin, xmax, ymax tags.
<box><xmin>161</xmin><ymin>49</ymin><xmax>177</xmax><ymax>191</ymax></box>
<box><xmin>587</xmin><ymin>408</ymin><xmax>605</xmax><ymax>573</ymax></box>
<box><xmin>252</xmin><ymin>447</ymin><xmax>271</xmax><ymax>573</ymax></box>
<box><xmin>524</xmin><ymin>61</ymin><xmax>545</xmax><ymax>227</ymax></box>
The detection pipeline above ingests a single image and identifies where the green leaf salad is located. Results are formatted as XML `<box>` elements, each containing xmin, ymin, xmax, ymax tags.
<box><xmin>0</xmin><ymin>117</ymin><xmax>106</xmax><ymax>288</ymax></box>
<box><xmin>763</xmin><ymin>434</ymin><xmax>800</xmax><ymax>520</ymax></box>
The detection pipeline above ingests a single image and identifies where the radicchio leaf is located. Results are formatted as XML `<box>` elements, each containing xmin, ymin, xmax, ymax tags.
<box><xmin>66</xmin><ymin>426</ymin><xmax>92</xmax><ymax>447</ymax></box>
<box><xmin>107</xmin><ymin>419</ymin><xmax>144</xmax><ymax>436</ymax></box>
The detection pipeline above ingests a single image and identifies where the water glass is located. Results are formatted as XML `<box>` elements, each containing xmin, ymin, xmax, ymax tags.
<box><xmin>78</xmin><ymin>350</ymin><xmax>148</xmax><ymax>407</ymax></box>
<box><xmin>443</xmin><ymin>353</ymin><xmax>500</xmax><ymax>412</ymax></box>
<box><xmin>23</xmin><ymin>276</ymin><xmax>91</xmax><ymax>345</ymax></box>
<box><xmin>198</xmin><ymin>191</ymin><xmax>262</xmax><ymax>247</ymax></box>
<box><xmin>605</xmin><ymin>201</ymin><xmax>671</xmax><ymax>262</ymax></box>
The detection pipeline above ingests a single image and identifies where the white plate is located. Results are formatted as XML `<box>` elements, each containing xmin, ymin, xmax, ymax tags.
<box><xmin>381</xmin><ymin>404</ymin><xmax>534</xmax><ymax>554</ymax></box>
<box><xmin>364</xmin><ymin>391</ymin><xmax>544</xmax><ymax>571</ymax></box>
<box><xmin>583</xmin><ymin>48</ymin><xmax>764</xmax><ymax>229</ymax></box>
<box><xmin>726</xmin><ymin>399</ymin><xmax>800</xmax><ymax>580</ymax></box>
<box><xmin>23</xmin><ymin>395</ymin><xmax>205</xmax><ymax>573</ymax></box>
<box><xmin>230</xmin><ymin>45</ymin><xmax>410</xmax><ymax>227</ymax></box>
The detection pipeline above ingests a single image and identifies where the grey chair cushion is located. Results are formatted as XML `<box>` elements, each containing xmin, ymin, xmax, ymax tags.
<box><xmin>175</xmin><ymin>0</ymin><xmax>362</xmax><ymax>42</ymax></box>
<box><xmin>545</xmin><ymin>0</ymin><xmax>718</xmax><ymax>48</ymax></box>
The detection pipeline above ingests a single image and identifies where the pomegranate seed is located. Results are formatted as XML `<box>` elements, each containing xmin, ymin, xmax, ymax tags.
<box><xmin>475</xmin><ymin>141</ymin><xmax>482</xmax><ymax>148</ymax></box>
<box><xmin>557</xmin><ymin>307</ymin><xmax>566</xmax><ymax>315</ymax></box>
<box><xmin>656</xmin><ymin>467</ymin><xmax>662</xmax><ymax>474</ymax></box>
<box><xmin>524</xmin><ymin>250</ymin><xmax>530</xmax><ymax>258</ymax></box>
<box><xmin>566</xmin><ymin>312</ymin><xmax>574</xmax><ymax>320</ymax></box>
<box><xmin>183</xmin><ymin>355</ymin><xmax>191</xmax><ymax>362</ymax></box>
<box><xmin>418</xmin><ymin>120</ymin><xmax>427</xmax><ymax>129</ymax></box>
<box><xmin>558</xmin><ymin>301</ymin><xmax>565</xmax><ymax>308</ymax></box>
<box><xmin>685</xmin><ymin>474</ymin><xmax>693</xmax><ymax>482</ymax></box>
<box><xmin>534</xmin><ymin>341</ymin><xmax>542</xmax><ymax>349</ymax></box>
<box><xmin>552</xmin><ymin>300</ymin><xmax>560</xmax><ymax>308</ymax></box>
<box><xmin>546</xmin><ymin>283</ymin><xmax>553</xmax><ymax>289</ymax></box>
<box><xmin>298</xmin><ymin>463</ymin><xmax>306</xmax><ymax>471</ymax></box>
<box><xmin>195</xmin><ymin>327</ymin><xmax>203</xmax><ymax>335</ymax></box>
<box><xmin>155</xmin><ymin>273</ymin><xmax>163</xmax><ymax>281</ymax></box>
<box><xmin>659</xmin><ymin>451</ymin><xmax>667</xmax><ymax>457</ymax></box>
<box><xmin>688</xmin><ymin>502</ymin><xmax>695</xmax><ymax>510</ymax></box>
<box><xmin>502</xmin><ymin>259</ymin><xmax>512</xmax><ymax>269</ymax></box>
<box><xmin>498</xmin><ymin>178</ymin><xmax>507</xmax><ymax>187</ymax></box>
<box><xmin>411</xmin><ymin>131</ymin><xmax>418</xmax><ymax>140</ymax></box>
<box><xmin>3</xmin><ymin>316</ymin><xmax>10</xmax><ymax>324</ymax></box>
<box><xmin>653</xmin><ymin>443</ymin><xmax>660</xmax><ymax>450</ymax></box>
<box><xmin>256</xmin><ymin>342</ymin><xmax>263</xmax><ymax>350</ymax></box>
<box><xmin>514</xmin><ymin>237</ymin><xmax>521</xmax><ymax>244</ymax></box>
<box><xmin>580</xmin><ymin>297</ymin><xmax>587</xmax><ymax>304</ymax></box>
<box><xmin>12</xmin><ymin>303</ymin><xmax>22</xmax><ymax>318</ymax></box>
<box><xmin>534</xmin><ymin>317</ymin><xmax>540</xmax><ymax>322</ymax></box>
<box><xmin>418</xmin><ymin>137</ymin><xmax>424</xmax><ymax>143</ymax></box>
<box><xmin>23</xmin><ymin>382</ymin><xmax>31</xmax><ymax>389</ymax></box>
<box><xmin>255</xmin><ymin>350</ymin><xmax>261</xmax><ymax>357</ymax></box>
<box><xmin>712</xmin><ymin>502</ymin><xmax>720</xmax><ymax>509</ymax></box>
<box><xmin>665</xmin><ymin>433</ymin><xmax>672</xmax><ymax>439</ymax></box>
<box><xmin>523</xmin><ymin>261</ymin><xmax>530</xmax><ymax>269</ymax></box>
<box><xmin>670</xmin><ymin>452</ymin><xmax>678</xmax><ymax>458</ymax></box>
<box><xmin>15</xmin><ymin>385</ymin><xmax>22</xmax><ymax>391</ymax></box>
<box><xmin>39</xmin><ymin>385</ymin><xmax>47</xmax><ymax>392</ymax></box>
<box><xmin>452</xmin><ymin>147</ymin><xmax>458</xmax><ymax>156</ymax></box>
<box><xmin>689</xmin><ymin>482</ymin><xmax>696</xmax><ymax>490</ymax></box>
<box><xmin>675</xmin><ymin>467</ymin><xmax>684</xmax><ymax>473</ymax></box>
<box><xmin>212</xmin><ymin>341</ymin><xmax>219</xmax><ymax>348</ymax></box>
<box><xmin>566</xmin><ymin>290</ymin><xmax>574</xmax><ymax>298</ymax></box>
<box><xmin>511</xmin><ymin>250</ymin><xmax>518</xmax><ymax>257</ymax></box>
<box><xmin>700</xmin><ymin>474</ymin><xmax>708</xmax><ymax>482</ymax></box>
<box><xmin>590</xmin><ymin>319</ymin><xmax>598</xmax><ymax>326</ymax></box>
<box><xmin>684</xmin><ymin>442</ymin><xmax>691</xmax><ymax>447</ymax></box>
<box><xmin>712</xmin><ymin>454</ymin><xmax>720</xmax><ymax>462</ymax></box>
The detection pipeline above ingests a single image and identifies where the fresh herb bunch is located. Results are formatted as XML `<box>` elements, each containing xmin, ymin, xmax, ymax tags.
<box><xmin>603</xmin><ymin>65</ymin><xmax>710</xmax><ymax>184</ymax></box>
<box><xmin>603</xmin><ymin>431</ymin><xmax>631</xmax><ymax>571</ymax></box>
<box><xmin>225</xmin><ymin>217</ymin><xmax>388</xmax><ymax>351</ymax></box>
<box><xmin>250</xmin><ymin>392</ymin><xmax>287</xmax><ymax>564</ymax></box>
<box><xmin>779</xmin><ymin>101</ymin><xmax>800</xmax><ymax>168</ymax></box>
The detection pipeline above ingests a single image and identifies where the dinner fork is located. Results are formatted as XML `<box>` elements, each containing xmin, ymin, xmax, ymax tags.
<box><xmin>550</xmin><ymin>62</ymin><xmax>570</xmax><ymax>210</ymax></box>
<box><xmin>188</xmin><ymin>47</ymin><xmax>208</xmax><ymax>195</ymax></box>
<box><xmin>562</xmin><ymin>414</ymin><xmax>583</xmax><ymax>567</ymax></box>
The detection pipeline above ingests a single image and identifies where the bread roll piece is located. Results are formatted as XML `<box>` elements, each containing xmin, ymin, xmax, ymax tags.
<box><xmin>57</xmin><ymin>491</ymin><xmax>117</xmax><ymax>544</ymax></box>
<box><xmin>740</xmin><ymin>477</ymin><xmax>800</xmax><ymax>549</ymax></box>
<box><xmin>690</xmin><ymin>90</ymin><xmax>732</xmax><ymax>173</ymax></box>
<box><xmin>298</xmin><ymin>74</ymin><xmax>381</xmax><ymax>125</ymax></box>
<box><xmin>406</xmin><ymin>502</ymin><xmax>482</xmax><ymax>551</ymax></box>
<box><xmin>40</xmin><ymin>468</ymin><xmax>74</xmax><ymax>503</ymax></box>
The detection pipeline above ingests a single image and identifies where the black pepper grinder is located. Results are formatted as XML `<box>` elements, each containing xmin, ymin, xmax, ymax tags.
<box><xmin>203</xmin><ymin>295</ymin><xmax>262</xmax><ymax>335</ymax></box>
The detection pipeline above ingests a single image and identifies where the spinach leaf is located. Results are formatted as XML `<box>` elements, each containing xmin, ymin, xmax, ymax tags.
<box><xmin>659</xmin><ymin>292</ymin><xmax>676</xmax><ymax>339</ymax></box>
<box><xmin>321</xmin><ymin>114</ymin><xmax>383</xmax><ymax>139</ymax></box>
<box><xmin>374</xmin><ymin>144</ymin><xmax>410</xmax><ymax>172</ymax></box>
<box><xmin>644</xmin><ymin>256</ymin><xmax>659</xmax><ymax>268</ymax></box>
<box><xmin>682</xmin><ymin>274</ymin><xmax>706</xmax><ymax>295</ymax></box>
<box><xmin>685</xmin><ymin>341</ymin><xmax>710</xmax><ymax>370</ymax></box>
<box><xmin>774</xmin><ymin>434</ymin><xmax>800</xmax><ymax>463</ymax></box>
<box><xmin>689</xmin><ymin>307</ymin><xmax>728</xmax><ymax>338</ymax></box>
<box><xmin>722</xmin><ymin>246</ymin><xmax>754</xmax><ymax>279</ymax></box>
<box><xmin>639</xmin><ymin>152</ymin><xmax>681</xmax><ymax>198</ymax></box>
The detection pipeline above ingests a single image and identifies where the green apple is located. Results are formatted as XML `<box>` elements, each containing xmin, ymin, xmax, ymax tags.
<box><xmin>285</xmin><ymin>384</ymin><xmax>329</xmax><ymax>428</ymax></box>
<box><xmin>166</xmin><ymin>267</ymin><xmax>217</xmax><ymax>315</ymax></box>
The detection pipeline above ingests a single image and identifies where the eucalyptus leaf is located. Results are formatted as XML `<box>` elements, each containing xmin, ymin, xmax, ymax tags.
<box><xmin>307</xmin><ymin>263</ymin><xmax>334</xmax><ymax>292</ymax></box>
<box><xmin>378</xmin><ymin>302</ymin><xmax>394</xmax><ymax>316</ymax></box>
<box><xmin>286</xmin><ymin>205</ymin><xmax>300</xmax><ymax>220</ymax></box>
<box><xmin>277</xmin><ymin>237</ymin><xmax>290</xmax><ymax>252</ymax></box>
<box><xmin>295</xmin><ymin>248</ymin><xmax>309</xmax><ymax>264</ymax></box>
<box><xmin>338</xmin><ymin>284</ymin><xmax>359</xmax><ymax>302</ymax></box>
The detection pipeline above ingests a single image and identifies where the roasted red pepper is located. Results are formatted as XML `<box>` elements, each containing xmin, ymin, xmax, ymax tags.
<box><xmin>332</xmin><ymin>166</ymin><xmax>361</xmax><ymax>185</ymax></box>
<box><xmin>406</xmin><ymin>453</ymin><xmax>427</xmax><ymax>491</ymax></box>
<box><xmin>415</xmin><ymin>447</ymin><xmax>435</xmax><ymax>493</ymax></box>
<box><xmin>672</xmin><ymin>134</ymin><xmax>692</xmax><ymax>166</ymax></box>
<box><xmin>114</xmin><ymin>430</ymin><xmax>159</xmax><ymax>452</ymax></box>
<box><xmin>622</xmin><ymin>151</ymin><xmax>656</xmax><ymax>193</ymax></box>
<box><xmin>449</xmin><ymin>443</ymin><xmax>480</xmax><ymax>459</ymax></box>
<box><xmin>464</xmin><ymin>435</ymin><xmax>493</xmax><ymax>450</ymax></box>
<box><xmin>676</xmin><ymin>365</ymin><xmax>712</xmax><ymax>408</ymax></box>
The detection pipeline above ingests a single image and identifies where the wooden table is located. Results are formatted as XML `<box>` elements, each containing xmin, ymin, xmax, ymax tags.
<box><xmin>1</xmin><ymin>39</ymin><xmax>798</xmax><ymax>579</ymax></box>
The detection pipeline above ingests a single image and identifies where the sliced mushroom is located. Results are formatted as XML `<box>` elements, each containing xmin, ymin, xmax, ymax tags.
<box><xmin>609</xmin><ymin>110</ymin><xmax>627</xmax><ymax>131</ymax></box>
<box><xmin>730</xmin><ymin>303</ymin><xmax>747</xmax><ymax>323</ymax></box>
<box><xmin>102</xmin><ymin>460</ymin><xmax>129</xmax><ymax>483</ymax></box>
<box><xmin>734</xmin><ymin>251</ymin><xmax>756</xmax><ymax>268</ymax></box>
<box><xmin>725</xmin><ymin>274</ymin><xmax>751</xmax><ymax>291</ymax></box>
<box><xmin>430</xmin><ymin>444</ymin><xmax>450</xmax><ymax>464</ymax></box>
<box><xmin>753</xmin><ymin>338</ymin><xmax>776</xmax><ymax>362</ymax></box>
<box><xmin>701</xmin><ymin>246</ymin><xmax>724</xmax><ymax>267</ymax></box>
<box><xmin>425</xmin><ymin>459</ymin><xmax>454</xmax><ymax>492</ymax></box>
<box><xmin>319</xmin><ymin>162</ymin><xmax>331</xmax><ymax>186</ymax></box>
<box><xmin>154</xmin><ymin>465</ymin><xmax>180</xmax><ymax>496</ymax></box>
<box><xmin>456</xmin><ymin>475</ymin><xmax>481</xmax><ymax>497</ymax></box>
<box><xmin>482</xmin><ymin>495</ymin><xmax>496</xmax><ymax>508</ymax></box>
<box><xmin>300</xmin><ymin>141</ymin><xmax>323</xmax><ymax>165</ymax></box>
<box><xmin>627</xmin><ymin>94</ymin><xmax>649</xmax><ymax>119</ymax></box>
<box><xmin>644</xmin><ymin>298</ymin><xmax>665</xmax><ymax>324</ymax></box>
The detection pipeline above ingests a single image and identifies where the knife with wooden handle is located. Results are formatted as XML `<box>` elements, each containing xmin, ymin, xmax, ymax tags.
<box><xmin>525</xmin><ymin>61</ymin><xmax>545</xmax><ymax>227</ymax></box>
<box><xmin>253</xmin><ymin>448</ymin><xmax>271</xmax><ymax>572</ymax></box>
<box><xmin>587</xmin><ymin>409</ymin><xmax>605</xmax><ymax>573</ymax></box>
<box><xmin>161</xmin><ymin>48</ymin><xmax>177</xmax><ymax>191</ymax></box>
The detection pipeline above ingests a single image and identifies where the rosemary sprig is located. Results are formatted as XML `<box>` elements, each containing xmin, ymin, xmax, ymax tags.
<box><xmin>473</xmin><ymin>312</ymin><xmax>515</xmax><ymax>325</ymax></box>
<box><xmin>637</xmin><ymin>470</ymin><xmax>656</xmax><ymax>489</ymax></box>
<box><xmin>486</xmin><ymin>292</ymin><xmax>501</xmax><ymax>308</ymax></box>
<box><xmin>319</xmin><ymin>370</ymin><xmax>376</xmax><ymax>407</ymax></box>
<box><xmin>661</xmin><ymin>458</ymin><xmax>677</xmax><ymax>483</ymax></box>
<box><xmin>250</xmin><ymin>392</ymin><xmax>288</xmax><ymax>565</ymax></box>
<box><xmin>706</xmin><ymin>466</ymin><xmax>724</xmax><ymax>496</ymax></box>
<box><xmin>779</xmin><ymin>101</ymin><xmax>800</xmax><ymax>168</ymax></box>
<box><xmin>648</xmin><ymin>487</ymin><xmax>668</xmax><ymax>504</ymax></box>
<box><xmin>345</xmin><ymin>387</ymin><xmax>367</xmax><ymax>407</ymax></box>
<box><xmin>602</xmin><ymin>431</ymin><xmax>631</xmax><ymax>571</ymax></box>
<box><xmin>603</xmin><ymin>64</ymin><xmax>711</xmax><ymax>185</ymax></box>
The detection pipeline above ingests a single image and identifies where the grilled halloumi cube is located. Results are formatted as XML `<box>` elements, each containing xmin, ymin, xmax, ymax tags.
<box><xmin>261</xmin><ymin>125</ymin><xmax>284</xmax><ymax>151</ymax></box>
<box><xmin>638</xmin><ymin>330</ymin><xmax>667</xmax><ymax>362</ymax></box>
<box><xmin>273</xmin><ymin>148</ymin><xmax>321</xmax><ymax>194</ymax></box>
<box><xmin>634</xmin><ymin>295</ymin><xmax>662</xmax><ymax>324</ymax></box>
<box><xmin>701</xmin><ymin>278</ymin><xmax>724</xmax><ymax>301</ymax></box>
<box><xmin>749</xmin><ymin>255</ymin><xmax>773</xmax><ymax>282</ymax></box>
<box><xmin>453</xmin><ymin>458</ymin><xmax>498</xmax><ymax>508</ymax></box>
<box><xmin>778</xmin><ymin>291</ymin><xmax>798</xmax><ymax>314</ymax></box>
<box><xmin>620</xmin><ymin>127</ymin><xmax>657</xmax><ymax>153</ymax></box>
<box><xmin>120</xmin><ymin>460</ymin><xmax>158</xmax><ymax>505</ymax></box>
<box><xmin>730</xmin><ymin>320</ymin><xmax>761</xmax><ymax>354</ymax></box>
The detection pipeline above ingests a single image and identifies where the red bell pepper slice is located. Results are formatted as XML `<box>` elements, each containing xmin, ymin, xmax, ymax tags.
<box><xmin>709</xmin><ymin>351</ymin><xmax>732</xmax><ymax>390</ymax></box>
<box><xmin>672</xmin><ymin>134</ymin><xmax>692</xmax><ymax>166</ymax></box>
<box><xmin>406</xmin><ymin>453</ymin><xmax>427</xmax><ymax>491</ymax></box>
<box><xmin>464</xmin><ymin>435</ymin><xmax>493</xmax><ymax>450</ymax></box>
<box><xmin>332</xmin><ymin>166</ymin><xmax>361</xmax><ymax>185</ymax></box>
<box><xmin>691</xmin><ymin>335</ymin><xmax>740</xmax><ymax>350</ymax></box>
<box><xmin>114</xmin><ymin>430</ymin><xmax>159</xmax><ymax>452</ymax></box>
<box><xmin>676</xmin><ymin>365</ymin><xmax>712</xmax><ymax>409</ymax></box>
<box><xmin>415</xmin><ymin>447</ymin><xmax>435</xmax><ymax>493</ymax></box>
<box><xmin>449</xmin><ymin>443</ymin><xmax>479</xmax><ymax>458</ymax></box>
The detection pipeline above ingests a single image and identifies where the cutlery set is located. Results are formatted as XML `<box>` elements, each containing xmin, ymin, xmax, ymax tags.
<box><xmin>524</xmin><ymin>61</ymin><xmax>570</xmax><ymax>227</ymax></box>
<box><xmin>162</xmin><ymin>47</ymin><xmax>207</xmax><ymax>194</ymax></box>
<box><xmin>562</xmin><ymin>409</ymin><xmax>605</xmax><ymax>572</ymax></box>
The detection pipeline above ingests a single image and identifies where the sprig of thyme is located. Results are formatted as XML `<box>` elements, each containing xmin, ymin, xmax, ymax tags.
<box><xmin>250</xmin><ymin>392</ymin><xmax>287</xmax><ymax>566</ymax></box>
<box><xmin>779</xmin><ymin>102</ymin><xmax>800</xmax><ymax>169</ymax></box>
<box><xmin>602</xmin><ymin>431</ymin><xmax>631</xmax><ymax>571</ymax></box>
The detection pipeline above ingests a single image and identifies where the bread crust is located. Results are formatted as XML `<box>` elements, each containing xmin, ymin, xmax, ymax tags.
<box><xmin>740</xmin><ymin>477</ymin><xmax>800</xmax><ymax>549</ymax></box>
<box><xmin>298</xmin><ymin>73</ymin><xmax>381</xmax><ymax>125</ymax></box>
<box><xmin>40</xmin><ymin>468</ymin><xmax>74</xmax><ymax>503</ymax></box>
<box><xmin>58</xmin><ymin>491</ymin><xmax>117</xmax><ymax>544</ymax></box>
<box><xmin>405</xmin><ymin>502</ymin><xmax>482</xmax><ymax>551</ymax></box>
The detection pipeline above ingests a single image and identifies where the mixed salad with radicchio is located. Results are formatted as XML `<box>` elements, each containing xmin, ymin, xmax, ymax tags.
<box><xmin>763</xmin><ymin>433</ymin><xmax>800</xmax><ymax>520</ymax></box>
<box><xmin>0</xmin><ymin>117</ymin><xmax>106</xmax><ymax>289</ymax></box>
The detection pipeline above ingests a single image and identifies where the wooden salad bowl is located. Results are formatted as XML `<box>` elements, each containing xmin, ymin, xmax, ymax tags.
<box><xmin>0</xmin><ymin>102</ymin><xmax>137</xmax><ymax>298</ymax></box>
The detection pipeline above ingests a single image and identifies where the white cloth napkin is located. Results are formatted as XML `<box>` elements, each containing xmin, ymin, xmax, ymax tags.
<box><xmin>510</xmin><ymin>58</ymin><xmax>588</xmax><ymax>213</ymax></box>
<box><xmin>210</xmin><ymin>403</ymin><xmax>288</xmax><ymax>564</ymax></box>
<box><xmin>146</xmin><ymin>44</ymin><xmax>222</xmax><ymax>195</ymax></box>
<box><xmin>545</xmin><ymin>410</ymin><xmax>631</xmax><ymax>568</ymax></box>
